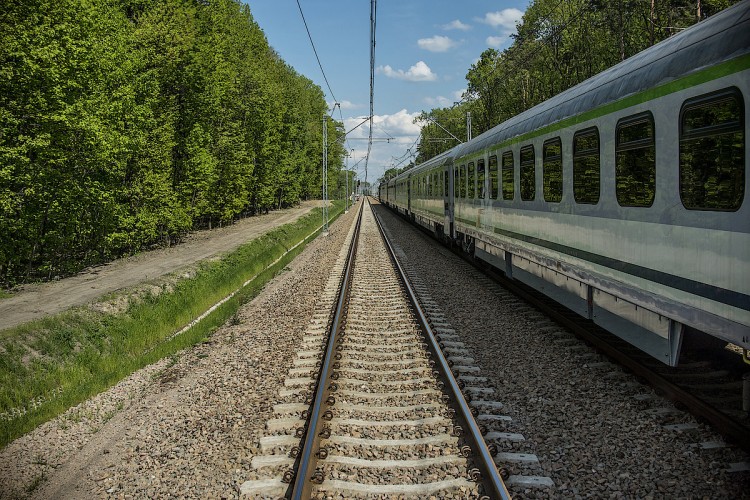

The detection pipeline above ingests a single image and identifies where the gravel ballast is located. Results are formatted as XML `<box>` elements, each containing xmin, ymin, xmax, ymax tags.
<box><xmin>374</xmin><ymin>202</ymin><xmax>750</xmax><ymax>499</ymax></box>
<box><xmin>0</xmin><ymin>204</ymin><xmax>359</xmax><ymax>499</ymax></box>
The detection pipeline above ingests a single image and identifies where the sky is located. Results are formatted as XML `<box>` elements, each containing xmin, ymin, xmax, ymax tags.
<box><xmin>245</xmin><ymin>0</ymin><xmax>530</xmax><ymax>185</ymax></box>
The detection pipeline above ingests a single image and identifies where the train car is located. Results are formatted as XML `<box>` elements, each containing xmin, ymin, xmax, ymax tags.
<box><xmin>389</xmin><ymin>2</ymin><xmax>750</xmax><ymax>366</ymax></box>
<box><xmin>404</xmin><ymin>149</ymin><xmax>455</xmax><ymax>237</ymax></box>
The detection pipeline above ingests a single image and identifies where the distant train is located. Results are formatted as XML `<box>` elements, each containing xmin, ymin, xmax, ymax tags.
<box><xmin>379</xmin><ymin>2</ymin><xmax>750</xmax><ymax>366</ymax></box>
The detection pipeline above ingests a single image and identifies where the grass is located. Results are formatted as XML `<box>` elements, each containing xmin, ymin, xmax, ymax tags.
<box><xmin>0</xmin><ymin>290</ymin><xmax>12</xmax><ymax>300</ymax></box>
<box><xmin>0</xmin><ymin>201</ymin><xmax>344</xmax><ymax>448</ymax></box>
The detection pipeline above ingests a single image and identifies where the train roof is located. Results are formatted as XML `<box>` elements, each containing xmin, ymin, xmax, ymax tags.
<box><xmin>452</xmin><ymin>1</ymin><xmax>750</xmax><ymax>159</ymax></box>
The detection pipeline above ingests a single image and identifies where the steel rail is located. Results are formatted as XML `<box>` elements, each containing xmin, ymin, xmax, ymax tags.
<box><xmin>287</xmin><ymin>200</ymin><xmax>365</xmax><ymax>499</ymax></box>
<box><xmin>371</xmin><ymin>199</ymin><xmax>512</xmax><ymax>500</ymax></box>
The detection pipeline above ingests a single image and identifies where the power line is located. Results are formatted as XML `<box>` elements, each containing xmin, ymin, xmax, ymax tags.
<box><xmin>296</xmin><ymin>0</ymin><xmax>338</xmax><ymax>105</ymax></box>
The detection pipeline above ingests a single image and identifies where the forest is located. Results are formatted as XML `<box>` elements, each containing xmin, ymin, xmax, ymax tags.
<box><xmin>0</xmin><ymin>0</ymin><xmax>347</xmax><ymax>286</ymax></box>
<box><xmin>398</xmin><ymin>0</ymin><xmax>739</xmax><ymax>170</ymax></box>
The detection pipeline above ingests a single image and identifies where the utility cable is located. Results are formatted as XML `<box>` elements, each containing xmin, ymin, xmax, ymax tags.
<box><xmin>296</xmin><ymin>0</ymin><xmax>338</xmax><ymax>105</ymax></box>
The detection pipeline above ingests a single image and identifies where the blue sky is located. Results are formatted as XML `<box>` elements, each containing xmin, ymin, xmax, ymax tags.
<box><xmin>245</xmin><ymin>0</ymin><xmax>529</xmax><ymax>184</ymax></box>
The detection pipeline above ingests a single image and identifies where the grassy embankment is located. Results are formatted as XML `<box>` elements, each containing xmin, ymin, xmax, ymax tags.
<box><xmin>0</xmin><ymin>201</ymin><xmax>344</xmax><ymax>448</ymax></box>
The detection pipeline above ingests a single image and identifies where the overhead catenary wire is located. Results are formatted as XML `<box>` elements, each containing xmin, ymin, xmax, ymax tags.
<box><xmin>296</xmin><ymin>0</ymin><xmax>338</xmax><ymax>106</ymax></box>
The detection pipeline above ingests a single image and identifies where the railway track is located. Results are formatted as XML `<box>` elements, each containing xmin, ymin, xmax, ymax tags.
<box><xmin>241</xmin><ymin>200</ymin><xmax>524</xmax><ymax>498</ymax></box>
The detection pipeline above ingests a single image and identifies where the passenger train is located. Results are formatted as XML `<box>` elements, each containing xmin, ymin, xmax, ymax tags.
<box><xmin>379</xmin><ymin>2</ymin><xmax>750</xmax><ymax>366</ymax></box>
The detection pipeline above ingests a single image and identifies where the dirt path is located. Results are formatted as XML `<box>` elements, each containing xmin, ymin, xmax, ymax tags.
<box><xmin>0</xmin><ymin>201</ymin><xmax>322</xmax><ymax>332</ymax></box>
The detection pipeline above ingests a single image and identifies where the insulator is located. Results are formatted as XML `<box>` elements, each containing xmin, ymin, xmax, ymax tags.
<box><xmin>328</xmin><ymin>383</ymin><xmax>338</xmax><ymax>392</ymax></box>
<box><xmin>317</xmin><ymin>447</ymin><xmax>328</xmax><ymax>459</ymax></box>
<box><xmin>326</xmin><ymin>396</ymin><xmax>336</xmax><ymax>406</ymax></box>
<box><xmin>457</xmin><ymin>379</ymin><xmax>466</xmax><ymax>389</ymax></box>
<box><xmin>453</xmin><ymin>425</ymin><xmax>463</xmax><ymax>437</ymax></box>
<box><xmin>460</xmin><ymin>445</ymin><xmax>472</xmax><ymax>458</ymax></box>
<box><xmin>319</xmin><ymin>427</ymin><xmax>331</xmax><ymax>439</ymax></box>
<box><xmin>301</xmin><ymin>410</ymin><xmax>309</xmax><ymax>419</ymax></box>
<box><xmin>323</xmin><ymin>410</ymin><xmax>333</xmax><ymax>421</ymax></box>
<box><xmin>488</xmin><ymin>443</ymin><xmax>498</xmax><ymax>456</ymax></box>
<box><xmin>289</xmin><ymin>446</ymin><xmax>300</xmax><ymax>458</ymax></box>
<box><xmin>282</xmin><ymin>469</ymin><xmax>295</xmax><ymax>483</ymax></box>
<box><xmin>295</xmin><ymin>427</ymin><xmax>305</xmax><ymax>437</ymax></box>
<box><xmin>331</xmin><ymin>372</ymin><xmax>339</xmax><ymax>380</ymax></box>
<box><xmin>470</xmin><ymin>406</ymin><xmax>479</xmax><ymax>417</ymax></box>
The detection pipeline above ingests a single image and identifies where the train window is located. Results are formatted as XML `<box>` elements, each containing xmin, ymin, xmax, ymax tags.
<box><xmin>477</xmin><ymin>160</ymin><xmax>486</xmax><ymax>199</ymax></box>
<box><xmin>616</xmin><ymin>112</ymin><xmax>655</xmax><ymax>207</ymax></box>
<box><xmin>467</xmin><ymin>162</ymin><xmax>476</xmax><ymax>198</ymax></box>
<box><xmin>502</xmin><ymin>151</ymin><xmax>514</xmax><ymax>200</ymax></box>
<box><xmin>543</xmin><ymin>138</ymin><xmax>563</xmax><ymax>202</ymax></box>
<box><xmin>489</xmin><ymin>156</ymin><xmax>498</xmax><ymax>200</ymax></box>
<box><xmin>460</xmin><ymin>164</ymin><xmax>467</xmax><ymax>198</ymax></box>
<box><xmin>573</xmin><ymin>128</ymin><xmax>600</xmax><ymax>204</ymax></box>
<box><xmin>443</xmin><ymin>170</ymin><xmax>448</xmax><ymax>196</ymax></box>
<box><xmin>520</xmin><ymin>145</ymin><xmax>536</xmax><ymax>201</ymax></box>
<box><xmin>680</xmin><ymin>88</ymin><xmax>744</xmax><ymax>211</ymax></box>
<box><xmin>454</xmin><ymin>166</ymin><xmax>460</xmax><ymax>198</ymax></box>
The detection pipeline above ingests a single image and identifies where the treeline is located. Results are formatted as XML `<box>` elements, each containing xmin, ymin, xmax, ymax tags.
<box><xmin>0</xmin><ymin>0</ymin><xmax>346</xmax><ymax>285</ymax></box>
<box><xmin>414</xmin><ymin>0</ymin><xmax>738</xmax><ymax>163</ymax></box>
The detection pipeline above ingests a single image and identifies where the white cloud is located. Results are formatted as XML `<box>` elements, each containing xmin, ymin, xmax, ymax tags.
<box><xmin>478</xmin><ymin>8</ymin><xmax>523</xmax><ymax>48</ymax></box>
<box><xmin>424</xmin><ymin>88</ymin><xmax>466</xmax><ymax>108</ymax></box>
<box><xmin>377</xmin><ymin>61</ymin><xmax>437</xmax><ymax>82</ymax></box>
<box><xmin>479</xmin><ymin>8</ymin><xmax>523</xmax><ymax>35</ymax></box>
<box><xmin>328</xmin><ymin>100</ymin><xmax>360</xmax><ymax>111</ymax></box>
<box><xmin>343</xmin><ymin>110</ymin><xmax>422</xmax><ymax>181</ymax></box>
<box><xmin>417</xmin><ymin>35</ymin><xmax>458</xmax><ymax>53</ymax></box>
<box><xmin>486</xmin><ymin>36</ymin><xmax>506</xmax><ymax>48</ymax></box>
<box><xmin>442</xmin><ymin>19</ymin><xmax>471</xmax><ymax>31</ymax></box>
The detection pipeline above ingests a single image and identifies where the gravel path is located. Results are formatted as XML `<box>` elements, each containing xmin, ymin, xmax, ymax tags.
<box><xmin>0</xmin><ymin>202</ymin><xmax>358</xmax><ymax>499</ymax></box>
<box><xmin>374</xmin><ymin>202</ymin><xmax>750</xmax><ymax>499</ymax></box>
<box><xmin>0</xmin><ymin>201</ymin><xmax>321</xmax><ymax>331</ymax></box>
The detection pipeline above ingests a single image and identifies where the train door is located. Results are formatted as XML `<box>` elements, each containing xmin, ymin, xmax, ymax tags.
<box><xmin>444</xmin><ymin>160</ymin><xmax>454</xmax><ymax>238</ymax></box>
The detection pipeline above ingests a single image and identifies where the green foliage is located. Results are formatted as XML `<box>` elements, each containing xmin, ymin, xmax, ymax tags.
<box><xmin>0</xmin><ymin>0</ymin><xmax>342</xmax><ymax>286</ymax></box>
<box><xmin>0</xmin><ymin>201</ymin><xmax>345</xmax><ymax>447</ymax></box>
<box><xmin>416</xmin><ymin>0</ymin><xmax>741</xmax><ymax>163</ymax></box>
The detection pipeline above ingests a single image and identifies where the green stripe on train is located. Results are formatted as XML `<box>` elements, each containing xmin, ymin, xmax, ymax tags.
<box><xmin>457</xmin><ymin>53</ymin><xmax>750</xmax><ymax>160</ymax></box>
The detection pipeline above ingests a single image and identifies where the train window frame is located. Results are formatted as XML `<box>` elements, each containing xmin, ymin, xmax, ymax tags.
<box><xmin>454</xmin><ymin>166</ymin><xmax>460</xmax><ymax>198</ymax></box>
<box><xmin>460</xmin><ymin>164</ymin><xmax>467</xmax><ymax>198</ymax></box>
<box><xmin>573</xmin><ymin>127</ymin><xmax>601</xmax><ymax>204</ymax></box>
<box><xmin>520</xmin><ymin>145</ymin><xmax>536</xmax><ymax>201</ymax></box>
<box><xmin>467</xmin><ymin>162</ymin><xmax>476</xmax><ymax>199</ymax></box>
<box><xmin>477</xmin><ymin>159</ymin><xmax>486</xmax><ymax>199</ymax></box>
<box><xmin>542</xmin><ymin>137</ymin><xmax>563</xmax><ymax>202</ymax></box>
<box><xmin>679</xmin><ymin>87</ymin><xmax>745</xmax><ymax>211</ymax></box>
<box><xmin>489</xmin><ymin>155</ymin><xmax>498</xmax><ymax>200</ymax></box>
<box><xmin>501</xmin><ymin>151</ymin><xmax>514</xmax><ymax>200</ymax></box>
<box><xmin>615</xmin><ymin>111</ymin><xmax>656</xmax><ymax>207</ymax></box>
